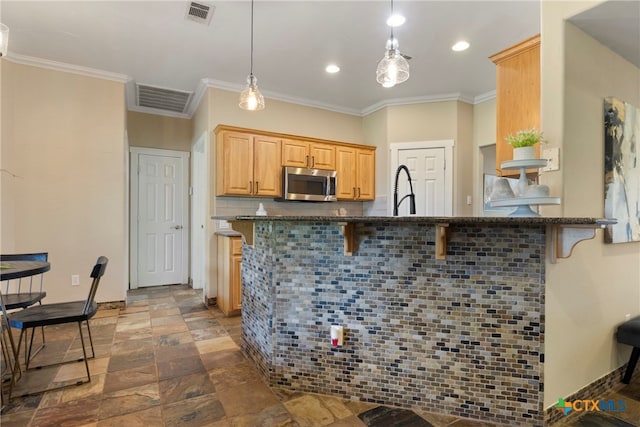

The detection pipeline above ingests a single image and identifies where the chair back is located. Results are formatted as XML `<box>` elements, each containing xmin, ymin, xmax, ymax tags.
<box><xmin>82</xmin><ymin>256</ymin><xmax>108</xmax><ymax>315</ymax></box>
<box><xmin>0</xmin><ymin>252</ymin><xmax>48</xmax><ymax>294</ymax></box>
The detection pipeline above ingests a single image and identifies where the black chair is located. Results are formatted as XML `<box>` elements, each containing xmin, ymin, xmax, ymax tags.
<box><xmin>0</xmin><ymin>253</ymin><xmax>49</xmax><ymax>369</ymax></box>
<box><xmin>616</xmin><ymin>315</ymin><xmax>640</xmax><ymax>383</ymax></box>
<box><xmin>4</xmin><ymin>256</ymin><xmax>108</xmax><ymax>398</ymax></box>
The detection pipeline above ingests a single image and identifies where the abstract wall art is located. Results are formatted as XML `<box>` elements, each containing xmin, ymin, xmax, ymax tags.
<box><xmin>604</xmin><ymin>96</ymin><xmax>640</xmax><ymax>243</ymax></box>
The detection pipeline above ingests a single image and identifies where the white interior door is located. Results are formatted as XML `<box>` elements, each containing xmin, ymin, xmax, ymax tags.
<box><xmin>390</xmin><ymin>141</ymin><xmax>453</xmax><ymax>216</ymax></box>
<box><xmin>131</xmin><ymin>148</ymin><xmax>189</xmax><ymax>288</ymax></box>
<box><xmin>190</xmin><ymin>134</ymin><xmax>207</xmax><ymax>290</ymax></box>
<box><xmin>399</xmin><ymin>148</ymin><xmax>446</xmax><ymax>216</ymax></box>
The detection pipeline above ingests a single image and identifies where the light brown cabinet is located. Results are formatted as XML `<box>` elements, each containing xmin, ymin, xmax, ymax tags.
<box><xmin>215</xmin><ymin>125</ymin><xmax>375</xmax><ymax>200</ymax></box>
<box><xmin>336</xmin><ymin>146</ymin><xmax>375</xmax><ymax>201</ymax></box>
<box><xmin>217</xmin><ymin>234</ymin><xmax>242</xmax><ymax>316</ymax></box>
<box><xmin>490</xmin><ymin>34</ymin><xmax>540</xmax><ymax>176</ymax></box>
<box><xmin>282</xmin><ymin>139</ymin><xmax>336</xmax><ymax>170</ymax></box>
<box><xmin>216</xmin><ymin>130</ymin><xmax>282</xmax><ymax>197</ymax></box>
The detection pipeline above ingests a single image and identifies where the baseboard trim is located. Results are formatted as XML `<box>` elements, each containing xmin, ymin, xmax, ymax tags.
<box><xmin>97</xmin><ymin>300</ymin><xmax>126</xmax><ymax>310</ymax></box>
<box><xmin>544</xmin><ymin>363</ymin><xmax>629</xmax><ymax>425</ymax></box>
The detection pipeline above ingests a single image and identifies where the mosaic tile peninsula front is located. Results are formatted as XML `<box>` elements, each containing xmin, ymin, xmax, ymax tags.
<box><xmin>241</xmin><ymin>220</ymin><xmax>546</xmax><ymax>426</ymax></box>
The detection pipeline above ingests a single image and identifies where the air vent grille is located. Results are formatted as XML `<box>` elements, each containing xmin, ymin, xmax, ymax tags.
<box><xmin>136</xmin><ymin>84</ymin><xmax>192</xmax><ymax>114</ymax></box>
<box><xmin>185</xmin><ymin>1</ymin><xmax>214</xmax><ymax>25</ymax></box>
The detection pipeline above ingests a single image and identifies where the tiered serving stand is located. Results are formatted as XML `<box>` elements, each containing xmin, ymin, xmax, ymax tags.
<box><xmin>490</xmin><ymin>158</ymin><xmax>560</xmax><ymax>217</ymax></box>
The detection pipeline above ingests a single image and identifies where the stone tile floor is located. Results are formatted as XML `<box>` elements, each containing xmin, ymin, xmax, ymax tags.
<box><xmin>1</xmin><ymin>284</ymin><xmax>639</xmax><ymax>427</ymax></box>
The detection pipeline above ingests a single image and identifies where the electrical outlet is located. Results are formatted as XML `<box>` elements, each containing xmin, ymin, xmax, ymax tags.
<box><xmin>625</xmin><ymin>313</ymin><xmax>631</xmax><ymax>321</ymax></box>
<box><xmin>71</xmin><ymin>274</ymin><xmax>80</xmax><ymax>286</ymax></box>
<box><xmin>542</xmin><ymin>147</ymin><xmax>560</xmax><ymax>172</ymax></box>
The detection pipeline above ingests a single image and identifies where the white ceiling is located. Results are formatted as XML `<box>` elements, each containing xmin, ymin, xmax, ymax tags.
<box><xmin>568</xmin><ymin>0</ymin><xmax>640</xmax><ymax>69</ymax></box>
<box><xmin>2</xmin><ymin>1</ymin><xmax>545</xmax><ymax>116</ymax></box>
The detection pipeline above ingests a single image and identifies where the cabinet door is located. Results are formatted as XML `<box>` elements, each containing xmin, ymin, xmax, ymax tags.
<box><xmin>282</xmin><ymin>139</ymin><xmax>310</xmax><ymax>168</ymax></box>
<box><xmin>230</xmin><ymin>237</ymin><xmax>242</xmax><ymax>313</ymax></box>
<box><xmin>231</xmin><ymin>253</ymin><xmax>242</xmax><ymax>312</ymax></box>
<box><xmin>336</xmin><ymin>146</ymin><xmax>357</xmax><ymax>200</ymax></box>
<box><xmin>356</xmin><ymin>149</ymin><xmax>375</xmax><ymax>201</ymax></box>
<box><xmin>253</xmin><ymin>135</ymin><xmax>282</xmax><ymax>196</ymax></box>
<box><xmin>309</xmin><ymin>142</ymin><xmax>336</xmax><ymax>170</ymax></box>
<box><xmin>219</xmin><ymin>132</ymin><xmax>254</xmax><ymax>196</ymax></box>
<box><xmin>492</xmin><ymin>36</ymin><xmax>540</xmax><ymax>176</ymax></box>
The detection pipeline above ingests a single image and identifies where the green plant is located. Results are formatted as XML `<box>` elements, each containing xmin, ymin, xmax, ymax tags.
<box><xmin>505</xmin><ymin>128</ymin><xmax>546</xmax><ymax>148</ymax></box>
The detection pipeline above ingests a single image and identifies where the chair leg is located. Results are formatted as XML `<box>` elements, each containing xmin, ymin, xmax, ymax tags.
<box><xmin>77</xmin><ymin>322</ymin><xmax>91</xmax><ymax>382</ymax></box>
<box><xmin>623</xmin><ymin>347</ymin><xmax>640</xmax><ymax>384</ymax></box>
<box><xmin>84</xmin><ymin>320</ymin><xmax>95</xmax><ymax>359</ymax></box>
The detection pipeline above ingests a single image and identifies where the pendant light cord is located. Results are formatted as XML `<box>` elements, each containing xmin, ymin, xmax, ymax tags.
<box><xmin>250</xmin><ymin>0</ymin><xmax>254</xmax><ymax>77</ymax></box>
<box><xmin>389</xmin><ymin>0</ymin><xmax>394</xmax><ymax>46</ymax></box>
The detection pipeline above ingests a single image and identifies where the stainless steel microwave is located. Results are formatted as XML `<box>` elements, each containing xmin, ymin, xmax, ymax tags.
<box><xmin>281</xmin><ymin>167</ymin><xmax>337</xmax><ymax>202</ymax></box>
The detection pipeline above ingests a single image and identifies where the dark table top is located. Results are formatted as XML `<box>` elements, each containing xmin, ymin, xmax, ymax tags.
<box><xmin>0</xmin><ymin>260</ymin><xmax>51</xmax><ymax>281</ymax></box>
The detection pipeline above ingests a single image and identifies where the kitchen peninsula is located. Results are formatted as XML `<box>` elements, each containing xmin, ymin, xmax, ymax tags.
<box><xmin>220</xmin><ymin>216</ymin><xmax>609</xmax><ymax>426</ymax></box>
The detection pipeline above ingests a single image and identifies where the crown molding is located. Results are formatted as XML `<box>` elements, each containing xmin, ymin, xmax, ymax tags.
<box><xmin>200</xmin><ymin>78</ymin><xmax>362</xmax><ymax>117</ymax></box>
<box><xmin>6</xmin><ymin>54</ymin><xmax>497</xmax><ymax>119</ymax></box>
<box><xmin>5</xmin><ymin>53</ymin><xmax>130</xmax><ymax>83</ymax></box>
<box><xmin>360</xmin><ymin>92</ymin><xmax>476</xmax><ymax>116</ymax></box>
<box><xmin>474</xmin><ymin>90</ymin><xmax>496</xmax><ymax>104</ymax></box>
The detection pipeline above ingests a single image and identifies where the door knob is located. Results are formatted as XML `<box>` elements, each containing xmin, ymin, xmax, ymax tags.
<box><xmin>172</xmin><ymin>225</ymin><xmax>183</xmax><ymax>230</ymax></box>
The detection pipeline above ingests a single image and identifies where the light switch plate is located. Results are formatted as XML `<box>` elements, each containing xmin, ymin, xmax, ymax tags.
<box><xmin>542</xmin><ymin>147</ymin><xmax>560</xmax><ymax>172</ymax></box>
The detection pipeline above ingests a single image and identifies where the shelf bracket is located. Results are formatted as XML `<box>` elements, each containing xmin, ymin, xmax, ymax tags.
<box><xmin>546</xmin><ymin>224</ymin><xmax>605</xmax><ymax>263</ymax></box>
<box><xmin>230</xmin><ymin>221</ymin><xmax>254</xmax><ymax>246</ymax></box>
<box><xmin>435</xmin><ymin>223</ymin><xmax>450</xmax><ymax>260</ymax></box>
<box><xmin>338</xmin><ymin>222</ymin><xmax>355</xmax><ymax>256</ymax></box>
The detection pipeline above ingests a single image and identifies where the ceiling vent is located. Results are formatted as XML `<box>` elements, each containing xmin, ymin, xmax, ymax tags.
<box><xmin>185</xmin><ymin>1</ymin><xmax>214</xmax><ymax>25</ymax></box>
<box><xmin>136</xmin><ymin>84</ymin><xmax>193</xmax><ymax>114</ymax></box>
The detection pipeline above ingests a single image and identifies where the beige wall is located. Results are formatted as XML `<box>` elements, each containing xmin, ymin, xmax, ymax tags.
<box><xmin>383</xmin><ymin>100</ymin><xmax>475</xmax><ymax>216</ymax></box>
<box><xmin>127</xmin><ymin>111</ymin><xmax>192</xmax><ymax>152</ymax></box>
<box><xmin>542</xmin><ymin>1</ymin><xmax>640</xmax><ymax>408</ymax></box>
<box><xmin>472</xmin><ymin>98</ymin><xmax>497</xmax><ymax>216</ymax></box>
<box><xmin>456</xmin><ymin>101</ymin><xmax>474</xmax><ymax>216</ymax></box>
<box><xmin>1</xmin><ymin>61</ymin><xmax>128</xmax><ymax>304</ymax></box>
<box><xmin>362</xmin><ymin>108</ymin><xmax>388</xmax><ymax>215</ymax></box>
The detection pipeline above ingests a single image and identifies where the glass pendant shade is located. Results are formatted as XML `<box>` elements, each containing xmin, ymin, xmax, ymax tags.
<box><xmin>239</xmin><ymin>74</ymin><xmax>265</xmax><ymax>111</ymax></box>
<box><xmin>0</xmin><ymin>23</ymin><xmax>9</xmax><ymax>57</ymax></box>
<box><xmin>376</xmin><ymin>39</ymin><xmax>410</xmax><ymax>88</ymax></box>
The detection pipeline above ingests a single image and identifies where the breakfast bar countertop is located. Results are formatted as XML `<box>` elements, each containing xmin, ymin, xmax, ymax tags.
<box><xmin>218</xmin><ymin>215</ymin><xmax>613</xmax><ymax>226</ymax></box>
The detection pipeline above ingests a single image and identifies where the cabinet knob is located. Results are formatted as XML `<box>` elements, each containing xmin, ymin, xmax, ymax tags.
<box><xmin>249</xmin><ymin>181</ymin><xmax>253</xmax><ymax>194</ymax></box>
<box><xmin>255</xmin><ymin>181</ymin><xmax>259</xmax><ymax>194</ymax></box>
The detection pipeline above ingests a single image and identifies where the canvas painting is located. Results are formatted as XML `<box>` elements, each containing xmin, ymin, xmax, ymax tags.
<box><xmin>604</xmin><ymin>96</ymin><xmax>640</xmax><ymax>243</ymax></box>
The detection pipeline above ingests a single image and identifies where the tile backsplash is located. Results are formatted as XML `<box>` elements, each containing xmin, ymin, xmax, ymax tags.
<box><xmin>241</xmin><ymin>220</ymin><xmax>546</xmax><ymax>426</ymax></box>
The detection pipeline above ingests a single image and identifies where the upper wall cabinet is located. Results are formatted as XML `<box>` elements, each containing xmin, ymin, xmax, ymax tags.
<box><xmin>215</xmin><ymin>125</ymin><xmax>375</xmax><ymax>200</ymax></box>
<box><xmin>336</xmin><ymin>146</ymin><xmax>375</xmax><ymax>201</ymax></box>
<box><xmin>490</xmin><ymin>35</ymin><xmax>540</xmax><ymax>177</ymax></box>
<box><xmin>282</xmin><ymin>139</ymin><xmax>336</xmax><ymax>170</ymax></box>
<box><xmin>215</xmin><ymin>129</ymin><xmax>282</xmax><ymax>197</ymax></box>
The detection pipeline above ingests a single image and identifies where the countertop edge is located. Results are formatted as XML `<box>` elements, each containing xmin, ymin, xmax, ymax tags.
<box><xmin>213</xmin><ymin>215</ymin><xmax>615</xmax><ymax>226</ymax></box>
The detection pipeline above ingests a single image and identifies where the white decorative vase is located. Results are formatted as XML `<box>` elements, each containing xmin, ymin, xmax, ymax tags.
<box><xmin>513</xmin><ymin>146</ymin><xmax>536</xmax><ymax>160</ymax></box>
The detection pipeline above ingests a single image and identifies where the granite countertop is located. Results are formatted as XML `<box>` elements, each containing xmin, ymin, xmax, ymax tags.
<box><xmin>213</xmin><ymin>215</ymin><xmax>615</xmax><ymax>226</ymax></box>
<box><xmin>214</xmin><ymin>230</ymin><xmax>243</xmax><ymax>237</ymax></box>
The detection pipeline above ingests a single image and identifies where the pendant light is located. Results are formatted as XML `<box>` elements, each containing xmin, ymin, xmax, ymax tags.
<box><xmin>239</xmin><ymin>0</ymin><xmax>265</xmax><ymax>111</ymax></box>
<box><xmin>376</xmin><ymin>0</ymin><xmax>409</xmax><ymax>88</ymax></box>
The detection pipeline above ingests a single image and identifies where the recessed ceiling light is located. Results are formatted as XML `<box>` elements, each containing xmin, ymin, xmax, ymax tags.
<box><xmin>452</xmin><ymin>41</ymin><xmax>470</xmax><ymax>52</ymax></box>
<box><xmin>325</xmin><ymin>64</ymin><xmax>340</xmax><ymax>74</ymax></box>
<box><xmin>386</xmin><ymin>14</ymin><xmax>406</xmax><ymax>27</ymax></box>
